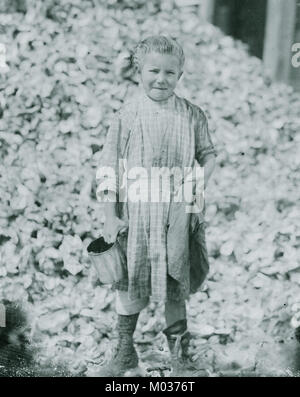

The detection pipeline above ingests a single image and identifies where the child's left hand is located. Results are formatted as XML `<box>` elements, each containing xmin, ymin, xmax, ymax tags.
<box><xmin>102</xmin><ymin>216</ymin><xmax>128</xmax><ymax>244</ymax></box>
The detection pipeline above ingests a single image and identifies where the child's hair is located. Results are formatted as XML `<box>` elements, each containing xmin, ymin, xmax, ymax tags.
<box><xmin>130</xmin><ymin>35</ymin><xmax>185</xmax><ymax>73</ymax></box>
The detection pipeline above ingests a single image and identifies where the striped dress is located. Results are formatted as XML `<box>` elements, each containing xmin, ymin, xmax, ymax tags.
<box><xmin>96</xmin><ymin>88</ymin><xmax>217</xmax><ymax>302</ymax></box>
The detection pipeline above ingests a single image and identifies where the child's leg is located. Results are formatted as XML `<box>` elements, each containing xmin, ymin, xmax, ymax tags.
<box><xmin>97</xmin><ymin>291</ymin><xmax>148</xmax><ymax>376</ymax></box>
<box><xmin>164</xmin><ymin>298</ymin><xmax>188</xmax><ymax>357</ymax></box>
<box><xmin>116</xmin><ymin>290</ymin><xmax>149</xmax><ymax>315</ymax></box>
<box><xmin>163</xmin><ymin>299</ymin><xmax>207</xmax><ymax>375</ymax></box>
<box><xmin>163</xmin><ymin>299</ymin><xmax>194</xmax><ymax>375</ymax></box>
<box><xmin>164</xmin><ymin>298</ymin><xmax>186</xmax><ymax>329</ymax></box>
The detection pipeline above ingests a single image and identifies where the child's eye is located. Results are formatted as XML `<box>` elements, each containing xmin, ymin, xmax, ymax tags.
<box><xmin>167</xmin><ymin>71</ymin><xmax>175</xmax><ymax>75</ymax></box>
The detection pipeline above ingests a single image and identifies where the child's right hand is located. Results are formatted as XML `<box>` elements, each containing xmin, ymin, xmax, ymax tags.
<box><xmin>102</xmin><ymin>216</ymin><xmax>128</xmax><ymax>244</ymax></box>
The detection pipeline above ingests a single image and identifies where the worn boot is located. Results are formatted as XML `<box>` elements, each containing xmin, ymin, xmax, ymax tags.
<box><xmin>97</xmin><ymin>313</ymin><xmax>139</xmax><ymax>377</ymax></box>
<box><xmin>163</xmin><ymin>319</ymin><xmax>208</xmax><ymax>377</ymax></box>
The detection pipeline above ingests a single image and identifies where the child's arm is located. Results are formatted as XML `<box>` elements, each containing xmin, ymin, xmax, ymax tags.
<box><xmin>96</xmin><ymin>113</ymin><xmax>127</xmax><ymax>242</ymax></box>
<box><xmin>202</xmin><ymin>153</ymin><xmax>216</xmax><ymax>190</ymax></box>
<box><xmin>104</xmin><ymin>200</ymin><xmax>118</xmax><ymax>218</ymax></box>
<box><xmin>194</xmin><ymin>108</ymin><xmax>217</xmax><ymax>187</ymax></box>
<box><xmin>103</xmin><ymin>201</ymin><xmax>127</xmax><ymax>243</ymax></box>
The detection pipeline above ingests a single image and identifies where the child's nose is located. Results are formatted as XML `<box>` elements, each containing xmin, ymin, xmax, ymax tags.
<box><xmin>156</xmin><ymin>73</ymin><xmax>166</xmax><ymax>83</ymax></box>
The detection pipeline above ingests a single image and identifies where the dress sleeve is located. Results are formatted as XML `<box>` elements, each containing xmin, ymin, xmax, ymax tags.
<box><xmin>194</xmin><ymin>108</ymin><xmax>217</xmax><ymax>166</ymax></box>
<box><xmin>96</xmin><ymin>112</ymin><xmax>122</xmax><ymax>203</ymax></box>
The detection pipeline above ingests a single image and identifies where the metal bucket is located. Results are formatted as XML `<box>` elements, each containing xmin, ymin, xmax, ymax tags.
<box><xmin>87</xmin><ymin>232</ymin><xmax>127</xmax><ymax>284</ymax></box>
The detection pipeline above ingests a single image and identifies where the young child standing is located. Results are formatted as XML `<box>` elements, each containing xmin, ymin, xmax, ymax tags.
<box><xmin>96</xmin><ymin>36</ymin><xmax>217</xmax><ymax>376</ymax></box>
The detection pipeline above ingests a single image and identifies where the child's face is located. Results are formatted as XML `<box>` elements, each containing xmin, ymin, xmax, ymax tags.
<box><xmin>139</xmin><ymin>52</ymin><xmax>183</xmax><ymax>102</ymax></box>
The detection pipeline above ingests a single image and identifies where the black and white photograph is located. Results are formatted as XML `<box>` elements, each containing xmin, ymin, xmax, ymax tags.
<box><xmin>0</xmin><ymin>0</ymin><xmax>299</xmax><ymax>380</ymax></box>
